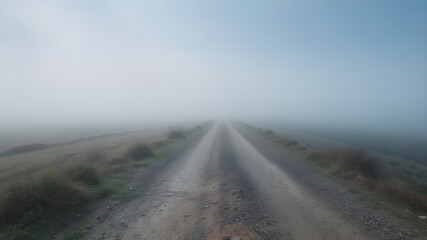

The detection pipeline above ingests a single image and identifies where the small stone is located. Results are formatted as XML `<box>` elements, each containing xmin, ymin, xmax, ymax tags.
<box><xmin>222</xmin><ymin>236</ymin><xmax>231</xmax><ymax>240</ymax></box>
<box><xmin>419</xmin><ymin>216</ymin><xmax>426</xmax><ymax>220</ymax></box>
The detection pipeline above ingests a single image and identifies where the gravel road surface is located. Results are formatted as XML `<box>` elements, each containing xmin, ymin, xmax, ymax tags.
<box><xmin>82</xmin><ymin>122</ymin><xmax>419</xmax><ymax>240</ymax></box>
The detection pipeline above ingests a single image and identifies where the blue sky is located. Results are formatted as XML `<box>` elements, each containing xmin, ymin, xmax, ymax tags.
<box><xmin>0</xmin><ymin>0</ymin><xmax>426</xmax><ymax>137</ymax></box>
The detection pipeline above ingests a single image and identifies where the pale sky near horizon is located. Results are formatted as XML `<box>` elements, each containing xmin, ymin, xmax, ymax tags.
<box><xmin>1</xmin><ymin>0</ymin><xmax>427</xmax><ymax>137</ymax></box>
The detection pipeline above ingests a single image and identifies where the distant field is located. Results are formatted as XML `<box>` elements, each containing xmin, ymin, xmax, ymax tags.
<box><xmin>0</xmin><ymin>124</ymin><xmax>166</xmax><ymax>152</ymax></box>
<box><xmin>0</xmin><ymin>128</ymin><xmax>169</xmax><ymax>192</ymax></box>
<box><xmin>257</xmin><ymin>124</ymin><xmax>427</xmax><ymax>166</ymax></box>
<box><xmin>0</xmin><ymin>127</ymin><xmax>117</xmax><ymax>152</ymax></box>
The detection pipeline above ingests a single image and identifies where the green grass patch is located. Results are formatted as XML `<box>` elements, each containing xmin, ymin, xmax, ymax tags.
<box><xmin>60</xmin><ymin>226</ymin><xmax>86</xmax><ymax>240</ymax></box>
<box><xmin>155</xmin><ymin>138</ymin><xmax>182</xmax><ymax>156</ymax></box>
<box><xmin>2</xmin><ymin>208</ymin><xmax>86</xmax><ymax>240</ymax></box>
<box><xmin>92</xmin><ymin>167</ymin><xmax>135</xmax><ymax>199</ymax></box>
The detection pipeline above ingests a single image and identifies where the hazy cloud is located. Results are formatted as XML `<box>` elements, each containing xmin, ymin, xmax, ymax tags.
<box><xmin>1</xmin><ymin>0</ymin><xmax>426</xmax><ymax>138</ymax></box>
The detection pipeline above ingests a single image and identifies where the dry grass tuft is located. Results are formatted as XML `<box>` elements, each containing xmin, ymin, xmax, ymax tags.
<box><xmin>0</xmin><ymin>170</ymin><xmax>91</xmax><ymax>224</ymax></box>
<box><xmin>64</xmin><ymin>164</ymin><xmax>100</xmax><ymax>185</ymax></box>
<box><xmin>255</xmin><ymin>126</ymin><xmax>427</xmax><ymax>214</ymax></box>
<box><xmin>286</xmin><ymin>140</ymin><xmax>299</xmax><ymax>147</ymax></box>
<box><xmin>261</xmin><ymin>129</ymin><xmax>275</xmax><ymax>136</ymax></box>
<box><xmin>375</xmin><ymin>179</ymin><xmax>427</xmax><ymax>212</ymax></box>
<box><xmin>168</xmin><ymin>129</ymin><xmax>187</xmax><ymax>139</ymax></box>
<box><xmin>126</xmin><ymin>144</ymin><xmax>154</xmax><ymax>160</ymax></box>
<box><xmin>307</xmin><ymin>148</ymin><xmax>383</xmax><ymax>179</ymax></box>
<box><xmin>290</xmin><ymin>145</ymin><xmax>307</xmax><ymax>151</ymax></box>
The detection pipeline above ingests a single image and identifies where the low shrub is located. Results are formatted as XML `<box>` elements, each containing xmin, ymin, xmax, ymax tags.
<box><xmin>168</xmin><ymin>130</ymin><xmax>186</xmax><ymax>139</ymax></box>
<box><xmin>255</xmin><ymin>126</ymin><xmax>427</xmax><ymax>213</ymax></box>
<box><xmin>126</xmin><ymin>144</ymin><xmax>154</xmax><ymax>160</ymax></box>
<box><xmin>375</xmin><ymin>179</ymin><xmax>427</xmax><ymax>212</ymax></box>
<box><xmin>307</xmin><ymin>148</ymin><xmax>383</xmax><ymax>179</ymax></box>
<box><xmin>65</xmin><ymin>164</ymin><xmax>100</xmax><ymax>185</ymax></box>
<box><xmin>290</xmin><ymin>145</ymin><xmax>307</xmax><ymax>151</ymax></box>
<box><xmin>286</xmin><ymin>140</ymin><xmax>299</xmax><ymax>147</ymax></box>
<box><xmin>262</xmin><ymin>129</ymin><xmax>275</xmax><ymax>136</ymax></box>
<box><xmin>0</xmin><ymin>170</ymin><xmax>91</xmax><ymax>224</ymax></box>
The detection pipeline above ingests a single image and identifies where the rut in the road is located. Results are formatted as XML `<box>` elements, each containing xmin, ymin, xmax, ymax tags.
<box><xmin>201</xmin><ymin>124</ymin><xmax>285</xmax><ymax>240</ymax></box>
<box><xmin>118</xmin><ymin>123</ymin><xmax>284</xmax><ymax>240</ymax></box>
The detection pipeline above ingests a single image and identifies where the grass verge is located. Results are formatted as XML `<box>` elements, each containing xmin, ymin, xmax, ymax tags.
<box><xmin>0</xmin><ymin>124</ymin><xmax>205</xmax><ymax>240</ymax></box>
<box><xmin>245</xmin><ymin>124</ymin><xmax>427</xmax><ymax>222</ymax></box>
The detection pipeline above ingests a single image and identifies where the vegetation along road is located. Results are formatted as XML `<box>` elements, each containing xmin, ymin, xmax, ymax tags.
<box><xmin>80</xmin><ymin>122</ymin><xmax>422</xmax><ymax>240</ymax></box>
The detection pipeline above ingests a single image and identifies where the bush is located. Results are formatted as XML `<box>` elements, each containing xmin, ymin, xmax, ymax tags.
<box><xmin>0</xmin><ymin>171</ymin><xmax>91</xmax><ymax>224</ymax></box>
<box><xmin>376</xmin><ymin>179</ymin><xmax>427</xmax><ymax>211</ymax></box>
<box><xmin>168</xmin><ymin>130</ymin><xmax>186</xmax><ymax>139</ymax></box>
<box><xmin>126</xmin><ymin>144</ymin><xmax>154</xmax><ymax>160</ymax></box>
<box><xmin>264</xmin><ymin>129</ymin><xmax>275</xmax><ymax>135</ymax></box>
<box><xmin>286</xmin><ymin>140</ymin><xmax>299</xmax><ymax>147</ymax></box>
<box><xmin>308</xmin><ymin>148</ymin><xmax>383</xmax><ymax>179</ymax></box>
<box><xmin>291</xmin><ymin>145</ymin><xmax>307</xmax><ymax>151</ymax></box>
<box><xmin>65</xmin><ymin>164</ymin><xmax>100</xmax><ymax>185</ymax></box>
<box><xmin>258</xmin><ymin>129</ymin><xmax>274</xmax><ymax>136</ymax></box>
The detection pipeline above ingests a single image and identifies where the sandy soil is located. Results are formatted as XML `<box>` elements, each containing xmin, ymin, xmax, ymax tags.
<box><xmin>0</xmin><ymin>128</ymin><xmax>170</xmax><ymax>191</ymax></box>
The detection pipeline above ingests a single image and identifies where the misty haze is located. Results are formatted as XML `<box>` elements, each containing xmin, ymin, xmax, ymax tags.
<box><xmin>1</xmin><ymin>1</ymin><xmax>426</xmax><ymax>240</ymax></box>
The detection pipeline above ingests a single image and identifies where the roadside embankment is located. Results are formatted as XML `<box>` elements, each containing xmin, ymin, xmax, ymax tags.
<box><xmin>0</xmin><ymin>122</ymin><xmax>210</xmax><ymax>240</ymax></box>
<box><xmin>236</xmin><ymin>122</ymin><xmax>427</xmax><ymax>235</ymax></box>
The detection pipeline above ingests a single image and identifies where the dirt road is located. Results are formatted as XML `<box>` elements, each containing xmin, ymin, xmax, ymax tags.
<box><xmin>82</xmin><ymin>122</ymin><xmax>415</xmax><ymax>240</ymax></box>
